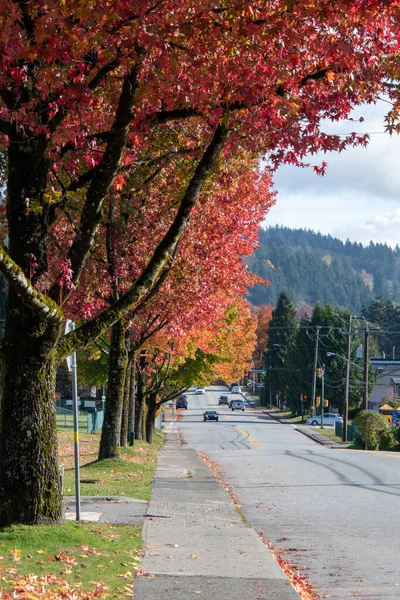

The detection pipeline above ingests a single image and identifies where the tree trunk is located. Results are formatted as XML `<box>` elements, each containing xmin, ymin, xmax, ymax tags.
<box><xmin>135</xmin><ymin>351</ymin><xmax>147</xmax><ymax>440</ymax></box>
<box><xmin>146</xmin><ymin>392</ymin><xmax>157</xmax><ymax>444</ymax></box>
<box><xmin>120</xmin><ymin>350</ymin><xmax>131</xmax><ymax>448</ymax></box>
<box><xmin>0</xmin><ymin>292</ymin><xmax>63</xmax><ymax>525</ymax></box>
<box><xmin>0</xmin><ymin>134</ymin><xmax>64</xmax><ymax>525</ymax></box>
<box><xmin>128</xmin><ymin>351</ymin><xmax>136</xmax><ymax>442</ymax></box>
<box><xmin>99</xmin><ymin>320</ymin><xmax>128</xmax><ymax>459</ymax></box>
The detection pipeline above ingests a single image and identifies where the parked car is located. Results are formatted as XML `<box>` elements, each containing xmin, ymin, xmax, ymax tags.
<box><xmin>307</xmin><ymin>413</ymin><xmax>343</xmax><ymax>426</ymax></box>
<box><xmin>231</xmin><ymin>399</ymin><xmax>245</xmax><ymax>411</ymax></box>
<box><xmin>218</xmin><ymin>395</ymin><xmax>229</xmax><ymax>405</ymax></box>
<box><xmin>176</xmin><ymin>396</ymin><xmax>188</xmax><ymax>409</ymax></box>
<box><xmin>195</xmin><ymin>387</ymin><xmax>206</xmax><ymax>395</ymax></box>
<box><xmin>204</xmin><ymin>410</ymin><xmax>219</xmax><ymax>421</ymax></box>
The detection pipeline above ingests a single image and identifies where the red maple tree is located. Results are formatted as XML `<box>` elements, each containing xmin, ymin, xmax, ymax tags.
<box><xmin>0</xmin><ymin>0</ymin><xmax>398</xmax><ymax>524</ymax></box>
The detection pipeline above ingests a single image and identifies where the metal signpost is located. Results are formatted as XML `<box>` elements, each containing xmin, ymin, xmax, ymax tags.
<box><xmin>65</xmin><ymin>319</ymin><xmax>81</xmax><ymax>521</ymax></box>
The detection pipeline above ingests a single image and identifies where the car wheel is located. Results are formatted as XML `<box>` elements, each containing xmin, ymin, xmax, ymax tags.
<box><xmin>242</xmin><ymin>409</ymin><xmax>245</xmax><ymax>411</ymax></box>
<box><xmin>216</xmin><ymin>418</ymin><xmax>219</xmax><ymax>421</ymax></box>
<box><xmin>311</xmin><ymin>420</ymin><xmax>318</xmax><ymax>426</ymax></box>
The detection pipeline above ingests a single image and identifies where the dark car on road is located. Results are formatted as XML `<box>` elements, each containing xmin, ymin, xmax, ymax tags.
<box><xmin>203</xmin><ymin>410</ymin><xmax>219</xmax><ymax>422</ymax></box>
<box><xmin>176</xmin><ymin>396</ymin><xmax>188</xmax><ymax>409</ymax></box>
<box><xmin>218</xmin><ymin>395</ymin><xmax>229</xmax><ymax>405</ymax></box>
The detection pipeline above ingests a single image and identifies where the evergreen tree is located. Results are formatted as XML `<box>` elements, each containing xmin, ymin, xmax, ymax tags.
<box><xmin>265</xmin><ymin>293</ymin><xmax>298</xmax><ymax>409</ymax></box>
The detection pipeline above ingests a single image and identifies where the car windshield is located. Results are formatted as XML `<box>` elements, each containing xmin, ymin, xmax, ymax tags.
<box><xmin>206</xmin><ymin>411</ymin><xmax>217</xmax><ymax>414</ymax></box>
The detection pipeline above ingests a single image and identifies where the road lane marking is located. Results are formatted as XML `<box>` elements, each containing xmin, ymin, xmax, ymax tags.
<box><xmin>363</xmin><ymin>450</ymin><xmax>400</xmax><ymax>460</ymax></box>
<box><xmin>235</xmin><ymin>426</ymin><xmax>262</xmax><ymax>450</ymax></box>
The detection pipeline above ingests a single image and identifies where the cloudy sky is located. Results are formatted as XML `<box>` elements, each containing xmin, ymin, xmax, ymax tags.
<box><xmin>265</xmin><ymin>100</ymin><xmax>400</xmax><ymax>247</ymax></box>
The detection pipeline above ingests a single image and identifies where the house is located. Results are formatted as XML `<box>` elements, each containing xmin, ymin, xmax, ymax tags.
<box><xmin>369</xmin><ymin>359</ymin><xmax>400</xmax><ymax>410</ymax></box>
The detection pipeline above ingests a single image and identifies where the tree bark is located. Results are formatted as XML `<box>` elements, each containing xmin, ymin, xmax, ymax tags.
<box><xmin>0</xmin><ymin>291</ymin><xmax>63</xmax><ymax>524</ymax></box>
<box><xmin>128</xmin><ymin>351</ymin><xmax>136</xmax><ymax>442</ymax></box>
<box><xmin>120</xmin><ymin>345</ymin><xmax>131</xmax><ymax>448</ymax></box>
<box><xmin>135</xmin><ymin>351</ymin><xmax>147</xmax><ymax>440</ymax></box>
<box><xmin>98</xmin><ymin>320</ymin><xmax>128</xmax><ymax>459</ymax></box>
<box><xmin>146</xmin><ymin>392</ymin><xmax>157</xmax><ymax>444</ymax></box>
<box><xmin>0</xmin><ymin>134</ymin><xmax>64</xmax><ymax>525</ymax></box>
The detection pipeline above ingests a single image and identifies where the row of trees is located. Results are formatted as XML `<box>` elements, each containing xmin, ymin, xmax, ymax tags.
<box><xmin>1</xmin><ymin>0</ymin><xmax>399</xmax><ymax>525</ymax></box>
<box><xmin>254</xmin><ymin>293</ymin><xmax>374</xmax><ymax>417</ymax></box>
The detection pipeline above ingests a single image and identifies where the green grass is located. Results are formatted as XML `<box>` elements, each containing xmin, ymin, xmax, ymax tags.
<box><xmin>63</xmin><ymin>434</ymin><xmax>164</xmax><ymax>500</ymax></box>
<box><xmin>57</xmin><ymin>412</ymin><xmax>88</xmax><ymax>432</ymax></box>
<box><xmin>0</xmin><ymin>521</ymin><xmax>142</xmax><ymax>598</ymax></box>
<box><xmin>0</xmin><ymin>432</ymin><xmax>164</xmax><ymax>597</ymax></box>
<box><xmin>304</xmin><ymin>425</ymin><xmax>349</xmax><ymax>444</ymax></box>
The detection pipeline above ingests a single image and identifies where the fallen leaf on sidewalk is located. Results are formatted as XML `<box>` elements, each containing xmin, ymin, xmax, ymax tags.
<box><xmin>146</xmin><ymin>545</ymin><xmax>157</xmax><ymax>549</ymax></box>
<box><xmin>190</xmin><ymin>554</ymin><xmax>200</xmax><ymax>560</ymax></box>
<box><xmin>191</xmin><ymin>591</ymin><xmax>202</xmax><ymax>594</ymax></box>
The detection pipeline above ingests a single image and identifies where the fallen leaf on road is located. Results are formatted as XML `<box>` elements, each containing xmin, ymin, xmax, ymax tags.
<box><xmin>190</xmin><ymin>554</ymin><xmax>200</xmax><ymax>560</ymax></box>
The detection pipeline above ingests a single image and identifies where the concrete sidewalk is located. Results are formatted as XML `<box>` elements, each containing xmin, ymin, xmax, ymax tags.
<box><xmin>134</xmin><ymin>424</ymin><xmax>300</xmax><ymax>600</ymax></box>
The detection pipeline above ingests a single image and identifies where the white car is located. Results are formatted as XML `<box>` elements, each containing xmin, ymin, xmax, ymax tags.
<box><xmin>307</xmin><ymin>413</ymin><xmax>343</xmax><ymax>426</ymax></box>
<box><xmin>231</xmin><ymin>399</ymin><xmax>245</xmax><ymax>411</ymax></box>
<box><xmin>195</xmin><ymin>387</ymin><xmax>206</xmax><ymax>395</ymax></box>
<box><xmin>231</xmin><ymin>386</ymin><xmax>241</xmax><ymax>393</ymax></box>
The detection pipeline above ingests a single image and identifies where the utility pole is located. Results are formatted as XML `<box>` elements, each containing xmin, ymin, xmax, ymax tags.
<box><xmin>311</xmin><ymin>327</ymin><xmax>320</xmax><ymax>417</ymax></box>
<box><xmin>320</xmin><ymin>365</ymin><xmax>325</xmax><ymax>429</ymax></box>
<box><xmin>269</xmin><ymin>366</ymin><xmax>272</xmax><ymax>407</ymax></box>
<box><xmin>343</xmin><ymin>316</ymin><xmax>352</xmax><ymax>442</ymax></box>
<box><xmin>363</xmin><ymin>325</ymin><xmax>369</xmax><ymax>411</ymax></box>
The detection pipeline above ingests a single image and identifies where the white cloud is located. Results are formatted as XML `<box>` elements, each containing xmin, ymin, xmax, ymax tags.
<box><xmin>264</xmin><ymin>100</ymin><xmax>400</xmax><ymax>247</ymax></box>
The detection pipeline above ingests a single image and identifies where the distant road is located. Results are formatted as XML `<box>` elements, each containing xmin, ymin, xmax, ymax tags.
<box><xmin>178</xmin><ymin>385</ymin><xmax>400</xmax><ymax>600</ymax></box>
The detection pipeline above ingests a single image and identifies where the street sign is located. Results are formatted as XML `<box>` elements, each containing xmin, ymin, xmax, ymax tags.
<box><xmin>65</xmin><ymin>319</ymin><xmax>74</xmax><ymax>372</ymax></box>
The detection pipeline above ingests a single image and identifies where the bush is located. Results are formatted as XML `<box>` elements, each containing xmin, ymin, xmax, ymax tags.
<box><xmin>378</xmin><ymin>426</ymin><xmax>399</xmax><ymax>451</ymax></box>
<box><xmin>353</xmin><ymin>411</ymin><xmax>389</xmax><ymax>450</ymax></box>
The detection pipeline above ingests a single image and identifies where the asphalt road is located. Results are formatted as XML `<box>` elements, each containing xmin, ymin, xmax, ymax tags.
<box><xmin>178</xmin><ymin>385</ymin><xmax>400</xmax><ymax>600</ymax></box>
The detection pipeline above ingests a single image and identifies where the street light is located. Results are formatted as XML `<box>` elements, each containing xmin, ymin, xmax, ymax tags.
<box><xmin>326</xmin><ymin>352</ymin><xmax>363</xmax><ymax>371</ymax></box>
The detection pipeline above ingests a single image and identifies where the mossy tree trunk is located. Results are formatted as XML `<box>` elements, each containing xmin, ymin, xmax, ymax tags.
<box><xmin>135</xmin><ymin>350</ymin><xmax>147</xmax><ymax>440</ymax></box>
<box><xmin>0</xmin><ymin>298</ymin><xmax>63</xmax><ymax>524</ymax></box>
<box><xmin>99</xmin><ymin>320</ymin><xmax>128</xmax><ymax>459</ymax></box>
<box><xmin>146</xmin><ymin>392</ymin><xmax>157</xmax><ymax>444</ymax></box>
<box><xmin>0</xmin><ymin>131</ymin><xmax>65</xmax><ymax>525</ymax></box>
<box><xmin>120</xmin><ymin>339</ymin><xmax>131</xmax><ymax>448</ymax></box>
<box><xmin>128</xmin><ymin>351</ymin><xmax>136</xmax><ymax>442</ymax></box>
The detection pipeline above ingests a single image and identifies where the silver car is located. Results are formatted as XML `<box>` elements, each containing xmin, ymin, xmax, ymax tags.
<box><xmin>307</xmin><ymin>413</ymin><xmax>343</xmax><ymax>426</ymax></box>
<box><xmin>231</xmin><ymin>399</ymin><xmax>245</xmax><ymax>412</ymax></box>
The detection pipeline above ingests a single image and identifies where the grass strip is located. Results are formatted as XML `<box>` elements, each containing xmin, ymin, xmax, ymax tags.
<box><xmin>61</xmin><ymin>433</ymin><xmax>163</xmax><ymax>501</ymax></box>
<box><xmin>0</xmin><ymin>521</ymin><xmax>141</xmax><ymax>598</ymax></box>
<box><xmin>0</xmin><ymin>432</ymin><xmax>164</xmax><ymax>598</ymax></box>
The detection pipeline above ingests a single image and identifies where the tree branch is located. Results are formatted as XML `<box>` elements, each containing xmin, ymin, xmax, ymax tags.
<box><xmin>55</xmin><ymin>123</ymin><xmax>228</xmax><ymax>360</ymax></box>
<box><xmin>0</xmin><ymin>246</ymin><xmax>63</xmax><ymax>323</ymax></box>
<box><xmin>49</xmin><ymin>60</ymin><xmax>143</xmax><ymax>302</ymax></box>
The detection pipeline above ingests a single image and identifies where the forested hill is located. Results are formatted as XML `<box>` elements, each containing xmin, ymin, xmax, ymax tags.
<box><xmin>247</xmin><ymin>226</ymin><xmax>400</xmax><ymax>312</ymax></box>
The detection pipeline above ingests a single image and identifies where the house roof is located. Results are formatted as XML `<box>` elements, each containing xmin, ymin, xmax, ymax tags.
<box><xmin>373</xmin><ymin>365</ymin><xmax>400</xmax><ymax>386</ymax></box>
<box><xmin>379</xmin><ymin>403</ymin><xmax>395</xmax><ymax>411</ymax></box>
